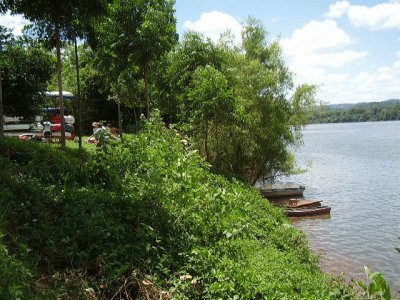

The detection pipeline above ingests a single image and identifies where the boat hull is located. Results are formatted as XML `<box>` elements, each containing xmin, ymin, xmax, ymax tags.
<box><xmin>260</xmin><ymin>188</ymin><xmax>304</xmax><ymax>198</ymax></box>
<box><xmin>287</xmin><ymin>199</ymin><xmax>322</xmax><ymax>208</ymax></box>
<box><xmin>286</xmin><ymin>206</ymin><xmax>331</xmax><ymax>217</ymax></box>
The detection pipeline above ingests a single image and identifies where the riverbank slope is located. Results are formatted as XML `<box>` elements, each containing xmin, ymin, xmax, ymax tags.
<box><xmin>0</xmin><ymin>118</ymin><xmax>354</xmax><ymax>299</ymax></box>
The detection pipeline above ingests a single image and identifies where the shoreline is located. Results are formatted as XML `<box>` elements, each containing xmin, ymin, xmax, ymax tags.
<box><xmin>292</xmin><ymin>220</ymin><xmax>400</xmax><ymax>296</ymax></box>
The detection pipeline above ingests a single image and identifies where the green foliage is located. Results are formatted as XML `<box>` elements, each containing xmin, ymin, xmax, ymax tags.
<box><xmin>94</xmin><ymin>0</ymin><xmax>177</xmax><ymax>116</ymax></box>
<box><xmin>310</xmin><ymin>100</ymin><xmax>400</xmax><ymax>123</ymax></box>
<box><xmin>356</xmin><ymin>266</ymin><xmax>392</xmax><ymax>300</ymax></box>
<box><xmin>0</xmin><ymin>240</ymin><xmax>32</xmax><ymax>299</ymax></box>
<box><xmin>0</xmin><ymin>25</ymin><xmax>13</xmax><ymax>50</ymax></box>
<box><xmin>185</xmin><ymin>65</ymin><xmax>235</xmax><ymax>164</ymax></box>
<box><xmin>158</xmin><ymin>31</ymin><xmax>223</xmax><ymax>123</ymax></box>
<box><xmin>160</xmin><ymin>21</ymin><xmax>316</xmax><ymax>183</ymax></box>
<box><xmin>6</xmin><ymin>0</ymin><xmax>108</xmax><ymax>147</ymax></box>
<box><xmin>0</xmin><ymin>114</ymin><xmax>353</xmax><ymax>298</ymax></box>
<box><xmin>242</xmin><ymin>17</ymin><xmax>269</xmax><ymax>63</ymax></box>
<box><xmin>6</xmin><ymin>0</ymin><xmax>107</xmax><ymax>41</ymax></box>
<box><xmin>0</xmin><ymin>36</ymin><xmax>55</xmax><ymax>119</ymax></box>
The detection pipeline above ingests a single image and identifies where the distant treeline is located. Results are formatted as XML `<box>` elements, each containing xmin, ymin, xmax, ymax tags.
<box><xmin>310</xmin><ymin>99</ymin><xmax>400</xmax><ymax>123</ymax></box>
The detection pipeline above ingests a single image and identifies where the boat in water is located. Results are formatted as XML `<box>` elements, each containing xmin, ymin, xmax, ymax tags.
<box><xmin>259</xmin><ymin>183</ymin><xmax>305</xmax><ymax>198</ymax></box>
<box><xmin>287</xmin><ymin>199</ymin><xmax>322</xmax><ymax>208</ymax></box>
<box><xmin>286</xmin><ymin>206</ymin><xmax>331</xmax><ymax>217</ymax></box>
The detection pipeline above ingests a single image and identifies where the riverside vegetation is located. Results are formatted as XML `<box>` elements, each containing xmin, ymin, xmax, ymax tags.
<box><xmin>0</xmin><ymin>0</ymin><xmax>394</xmax><ymax>298</ymax></box>
<box><xmin>310</xmin><ymin>100</ymin><xmax>400</xmax><ymax>124</ymax></box>
<box><xmin>0</xmin><ymin>114</ymin><xmax>356</xmax><ymax>299</ymax></box>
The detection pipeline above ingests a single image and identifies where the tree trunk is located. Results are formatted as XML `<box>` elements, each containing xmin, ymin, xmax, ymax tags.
<box><xmin>74</xmin><ymin>37</ymin><xmax>82</xmax><ymax>150</ymax></box>
<box><xmin>215</xmin><ymin>122</ymin><xmax>219</xmax><ymax>168</ymax></box>
<box><xmin>205</xmin><ymin>121</ymin><xmax>209</xmax><ymax>161</ymax></box>
<box><xmin>133</xmin><ymin>106</ymin><xmax>137</xmax><ymax>129</ymax></box>
<box><xmin>55</xmin><ymin>21</ymin><xmax>66</xmax><ymax>149</ymax></box>
<box><xmin>0</xmin><ymin>71</ymin><xmax>4</xmax><ymax>137</ymax></box>
<box><xmin>144</xmin><ymin>62</ymin><xmax>150</xmax><ymax>119</ymax></box>
<box><xmin>118</xmin><ymin>102</ymin><xmax>123</xmax><ymax>141</ymax></box>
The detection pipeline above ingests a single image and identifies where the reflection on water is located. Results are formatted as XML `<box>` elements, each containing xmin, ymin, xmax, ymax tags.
<box><xmin>287</xmin><ymin>121</ymin><xmax>400</xmax><ymax>294</ymax></box>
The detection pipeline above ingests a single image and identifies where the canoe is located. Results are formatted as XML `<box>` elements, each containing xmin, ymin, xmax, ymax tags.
<box><xmin>259</xmin><ymin>185</ymin><xmax>305</xmax><ymax>198</ymax></box>
<box><xmin>286</xmin><ymin>206</ymin><xmax>331</xmax><ymax>217</ymax></box>
<box><xmin>287</xmin><ymin>199</ymin><xmax>322</xmax><ymax>208</ymax></box>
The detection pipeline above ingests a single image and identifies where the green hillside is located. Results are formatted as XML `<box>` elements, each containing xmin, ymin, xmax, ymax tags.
<box><xmin>0</xmin><ymin>117</ymin><xmax>354</xmax><ymax>299</ymax></box>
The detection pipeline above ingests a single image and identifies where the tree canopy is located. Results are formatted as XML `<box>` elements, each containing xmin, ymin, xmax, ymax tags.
<box><xmin>0</xmin><ymin>27</ymin><xmax>55</xmax><ymax>119</ymax></box>
<box><xmin>94</xmin><ymin>0</ymin><xmax>177</xmax><ymax>117</ymax></box>
<box><xmin>1</xmin><ymin>1</ymin><xmax>316</xmax><ymax>181</ymax></box>
<box><xmin>157</xmin><ymin>19</ymin><xmax>316</xmax><ymax>183</ymax></box>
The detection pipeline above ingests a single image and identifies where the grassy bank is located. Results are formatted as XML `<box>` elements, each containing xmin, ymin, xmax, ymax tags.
<box><xmin>0</xmin><ymin>116</ymin><xmax>354</xmax><ymax>299</ymax></box>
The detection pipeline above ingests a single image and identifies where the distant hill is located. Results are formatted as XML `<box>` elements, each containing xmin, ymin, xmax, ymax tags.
<box><xmin>327</xmin><ymin>99</ymin><xmax>400</xmax><ymax>110</ymax></box>
<box><xmin>310</xmin><ymin>99</ymin><xmax>400</xmax><ymax>123</ymax></box>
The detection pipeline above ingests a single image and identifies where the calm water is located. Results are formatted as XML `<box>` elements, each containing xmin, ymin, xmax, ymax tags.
<box><xmin>288</xmin><ymin>121</ymin><xmax>400</xmax><ymax>293</ymax></box>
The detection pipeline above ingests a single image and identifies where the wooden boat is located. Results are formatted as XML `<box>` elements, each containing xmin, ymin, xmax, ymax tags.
<box><xmin>287</xmin><ymin>199</ymin><xmax>322</xmax><ymax>208</ymax></box>
<box><xmin>286</xmin><ymin>206</ymin><xmax>331</xmax><ymax>217</ymax></box>
<box><xmin>259</xmin><ymin>184</ymin><xmax>305</xmax><ymax>198</ymax></box>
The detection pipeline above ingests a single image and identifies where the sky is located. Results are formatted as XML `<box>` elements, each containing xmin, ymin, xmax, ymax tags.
<box><xmin>1</xmin><ymin>0</ymin><xmax>400</xmax><ymax>104</ymax></box>
<box><xmin>174</xmin><ymin>0</ymin><xmax>400</xmax><ymax>104</ymax></box>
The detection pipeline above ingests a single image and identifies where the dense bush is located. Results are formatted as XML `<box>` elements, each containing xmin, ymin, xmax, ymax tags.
<box><xmin>0</xmin><ymin>115</ymin><xmax>354</xmax><ymax>299</ymax></box>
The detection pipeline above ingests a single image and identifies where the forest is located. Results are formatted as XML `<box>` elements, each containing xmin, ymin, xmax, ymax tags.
<box><xmin>0</xmin><ymin>0</ymin><xmax>382</xmax><ymax>298</ymax></box>
<box><xmin>310</xmin><ymin>100</ymin><xmax>400</xmax><ymax>124</ymax></box>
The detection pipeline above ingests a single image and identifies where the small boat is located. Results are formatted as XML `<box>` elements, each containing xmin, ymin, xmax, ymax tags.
<box><xmin>287</xmin><ymin>199</ymin><xmax>322</xmax><ymax>208</ymax></box>
<box><xmin>259</xmin><ymin>184</ymin><xmax>305</xmax><ymax>198</ymax></box>
<box><xmin>286</xmin><ymin>206</ymin><xmax>331</xmax><ymax>217</ymax></box>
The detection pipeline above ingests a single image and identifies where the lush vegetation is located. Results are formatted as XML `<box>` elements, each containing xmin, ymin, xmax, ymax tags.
<box><xmin>0</xmin><ymin>25</ymin><xmax>54</xmax><ymax>120</ymax></box>
<box><xmin>0</xmin><ymin>1</ymin><xmax>377</xmax><ymax>298</ymax></box>
<box><xmin>310</xmin><ymin>100</ymin><xmax>400</xmax><ymax>124</ymax></box>
<box><xmin>0</xmin><ymin>115</ymin><xmax>355</xmax><ymax>299</ymax></box>
<box><xmin>46</xmin><ymin>17</ymin><xmax>315</xmax><ymax>183</ymax></box>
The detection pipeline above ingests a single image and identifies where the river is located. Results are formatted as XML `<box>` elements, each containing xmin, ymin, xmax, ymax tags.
<box><xmin>288</xmin><ymin>121</ymin><xmax>400</xmax><ymax>294</ymax></box>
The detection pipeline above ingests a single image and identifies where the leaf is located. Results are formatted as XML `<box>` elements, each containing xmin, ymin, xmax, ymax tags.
<box><xmin>355</xmin><ymin>280</ymin><xmax>368</xmax><ymax>292</ymax></box>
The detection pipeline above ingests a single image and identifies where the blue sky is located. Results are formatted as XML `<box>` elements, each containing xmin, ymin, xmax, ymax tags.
<box><xmin>175</xmin><ymin>0</ymin><xmax>400</xmax><ymax>104</ymax></box>
<box><xmin>1</xmin><ymin>0</ymin><xmax>399</xmax><ymax>104</ymax></box>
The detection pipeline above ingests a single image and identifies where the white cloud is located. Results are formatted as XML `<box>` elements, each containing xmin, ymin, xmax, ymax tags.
<box><xmin>281</xmin><ymin>20</ymin><xmax>366</xmax><ymax>82</ymax></box>
<box><xmin>281</xmin><ymin>19</ymin><xmax>370</xmax><ymax>103</ymax></box>
<box><xmin>327</xmin><ymin>1</ymin><xmax>400</xmax><ymax>30</ymax></box>
<box><xmin>345</xmin><ymin>60</ymin><xmax>400</xmax><ymax>102</ymax></box>
<box><xmin>183</xmin><ymin>11</ymin><xmax>242</xmax><ymax>44</ymax></box>
<box><xmin>326</xmin><ymin>1</ymin><xmax>351</xmax><ymax>18</ymax></box>
<box><xmin>318</xmin><ymin>59</ymin><xmax>400</xmax><ymax>103</ymax></box>
<box><xmin>0</xmin><ymin>13</ymin><xmax>30</xmax><ymax>35</ymax></box>
<box><xmin>282</xmin><ymin>20</ymin><xmax>352</xmax><ymax>55</ymax></box>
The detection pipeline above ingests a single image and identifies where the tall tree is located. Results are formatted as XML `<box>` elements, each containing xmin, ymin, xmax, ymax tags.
<box><xmin>0</xmin><ymin>25</ymin><xmax>12</xmax><ymax>137</ymax></box>
<box><xmin>159</xmin><ymin>31</ymin><xmax>223</xmax><ymax>123</ymax></box>
<box><xmin>242</xmin><ymin>17</ymin><xmax>269</xmax><ymax>64</ymax></box>
<box><xmin>5</xmin><ymin>0</ymin><xmax>107</xmax><ymax>148</ymax></box>
<box><xmin>95</xmin><ymin>0</ymin><xmax>177</xmax><ymax>118</ymax></box>
<box><xmin>163</xmin><ymin>19</ymin><xmax>316</xmax><ymax>183</ymax></box>
<box><xmin>186</xmin><ymin>65</ymin><xmax>235</xmax><ymax>163</ymax></box>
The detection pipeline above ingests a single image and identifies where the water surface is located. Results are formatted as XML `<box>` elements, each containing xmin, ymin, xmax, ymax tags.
<box><xmin>288</xmin><ymin>121</ymin><xmax>400</xmax><ymax>293</ymax></box>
